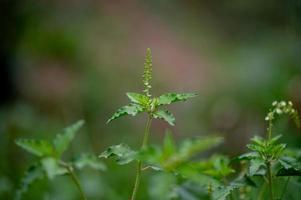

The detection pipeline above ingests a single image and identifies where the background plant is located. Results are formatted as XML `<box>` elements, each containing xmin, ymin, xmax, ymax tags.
<box><xmin>15</xmin><ymin>120</ymin><xmax>105</xmax><ymax>200</ymax></box>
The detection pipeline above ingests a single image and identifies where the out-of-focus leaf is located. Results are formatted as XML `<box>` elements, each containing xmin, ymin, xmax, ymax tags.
<box><xmin>41</xmin><ymin>157</ymin><xmax>67</xmax><ymax>179</ymax></box>
<box><xmin>73</xmin><ymin>154</ymin><xmax>106</xmax><ymax>171</ymax></box>
<box><xmin>99</xmin><ymin>143</ymin><xmax>138</xmax><ymax>165</ymax></box>
<box><xmin>163</xmin><ymin>137</ymin><xmax>223</xmax><ymax>170</ymax></box>
<box><xmin>16</xmin><ymin>139</ymin><xmax>54</xmax><ymax>157</ymax></box>
<box><xmin>156</xmin><ymin>93</ymin><xmax>197</xmax><ymax>106</ymax></box>
<box><xmin>14</xmin><ymin>164</ymin><xmax>44</xmax><ymax>200</ymax></box>
<box><xmin>53</xmin><ymin>120</ymin><xmax>84</xmax><ymax>157</ymax></box>
<box><xmin>126</xmin><ymin>92</ymin><xmax>149</xmax><ymax>105</ymax></box>
<box><xmin>199</xmin><ymin>155</ymin><xmax>235</xmax><ymax>179</ymax></box>
<box><xmin>107</xmin><ymin>104</ymin><xmax>144</xmax><ymax>123</ymax></box>
<box><xmin>162</xmin><ymin>131</ymin><xmax>176</xmax><ymax>159</ymax></box>
<box><xmin>152</xmin><ymin>109</ymin><xmax>175</xmax><ymax>126</ymax></box>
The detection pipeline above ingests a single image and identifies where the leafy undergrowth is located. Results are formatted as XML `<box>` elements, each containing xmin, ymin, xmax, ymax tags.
<box><xmin>15</xmin><ymin>49</ymin><xmax>301</xmax><ymax>200</ymax></box>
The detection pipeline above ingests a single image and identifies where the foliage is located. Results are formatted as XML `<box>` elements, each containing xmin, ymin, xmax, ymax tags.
<box><xmin>15</xmin><ymin>120</ymin><xmax>105</xmax><ymax>200</ymax></box>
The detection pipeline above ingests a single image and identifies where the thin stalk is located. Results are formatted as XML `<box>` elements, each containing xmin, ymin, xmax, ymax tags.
<box><xmin>266</xmin><ymin>161</ymin><xmax>274</xmax><ymax>200</ymax></box>
<box><xmin>130</xmin><ymin>115</ymin><xmax>152</xmax><ymax>200</ymax></box>
<box><xmin>280</xmin><ymin>177</ymin><xmax>290</xmax><ymax>200</ymax></box>
<box><xmin>65</xmin><ymin>165</ymin><xmax>87</xmax><ymax>200</ymax></box>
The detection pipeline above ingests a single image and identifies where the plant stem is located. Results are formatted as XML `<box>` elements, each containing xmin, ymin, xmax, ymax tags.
<box><xmin>66</xmin><ymin>165</ymin><xmax>87</xmax><ymax>200</ymax></box>
<box><xmin>280</xmin><ymin>177</ymin><xmax>290</xmax><ymax>200</ymax></box>
<box><xmin>266</xmin><ymin>161</ymin><xmax>274</xmax><ymax>200</ymax></box>
<box><xmin>130</xmin><ymin>115</ymin><xmax>152</xmax><ymax>200</ymax></box>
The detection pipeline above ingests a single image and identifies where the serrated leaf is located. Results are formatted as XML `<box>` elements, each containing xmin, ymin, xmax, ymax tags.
<box><xmin>53</xmin><ymin>120</ymin><xmax>84</xmax><ymax>157</ymax></box>
<box><xmin>41</xmin><ymin>157</ymin><xmax>68</xmax><ymax>179</ymax></box>
<box><xmin>15</xmin><ymin>164</ymin><xmax>44</xmax><ymax>200</ymax></box>
<box><xmin>153</xmin><ymin>109</ymin><xmax>175</xmax><ymax>126</ymax></box>
<box><xmin>99</xmin><ymin>143</ymin><xmax>138</xmax><ymax>165</ymax></box>
<box><xmin>236</xmin><ymin>152</ymin><xmax>260</xmax><ymax>161</ymax></box>
<box><xmin>73</xmin><ymin>154</ymin><xmax>106</xmax><ymax>171</ymax></box>
<box><xmin>107</xmin><ymin>104</ymin><xmax>145</xmax><ymax>123</ymax></box>
<box><xmin>212</xmin><ymin>185</ymin><xmax>237</xmax><ymax>200</ymax></box>
<box><xmin>126</xmin><ymin>92</ymin><xmax>150</xmax><ymax>105</ymax></box>
<box><xmin>16</xmin><ymin>139</ymin><xmax>54</xmax><ymax>157</ymax></box>
<box><xmin>249</xmin><ymin>159</ymin><xmax>266</xmax><ymax>176</ymax></box>
<box><xmin>157</xmin><ymin>93</ymin><xmax>197</xmax><ymax>106</ymax></box>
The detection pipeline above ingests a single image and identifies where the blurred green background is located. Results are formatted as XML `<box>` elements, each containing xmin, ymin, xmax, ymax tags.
<box><xmin>1</xmin><ymin>0</ymin><xmax>301</xmax><ymax>199</ymax></box>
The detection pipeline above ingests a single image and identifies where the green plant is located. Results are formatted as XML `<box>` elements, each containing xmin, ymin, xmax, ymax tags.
<box><xmin>101</xmin><ymin>48</ymin><xmax>198</xmax><ymax>200</ymax></box>
<box><xmin>237</xmin><ymin>101</ymin><xmax>301</xmax><ymax>200</ymax></box>
<box><xmin>15</xmin><ymin>120</ymin><xmax>105</xmax><ymax>200</ymax></box>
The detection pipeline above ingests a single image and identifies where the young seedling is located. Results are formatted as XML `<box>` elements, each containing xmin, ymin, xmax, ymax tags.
<box><xmin>15</xmin><ymin>120</ymin><xmax>106</xmax><ymax>200</ymax></box>
<box><xmin>101</xmin><ymin>48</ymin><xmax>197</xmax><ymax>200</ymax></box>
<box><xmin>237</xmin><ymin>101</ymin><xmax>300</xmax><ymax>200</ymax></box>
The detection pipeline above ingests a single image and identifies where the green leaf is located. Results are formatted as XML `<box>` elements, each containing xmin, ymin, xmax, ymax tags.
<box><xmin>163</xmin><ymin>137</ymin><xmax>223</xmax><ymax>170</ymax></box>
<box><xmin>107</xmin><ymin>104</ymin><xmax>144</xmax><ymax>123</ymax></box>
<box><xmin>41</xmin><ymin>157</ymin><xmax>68</xmax><ymax>179</ymax></box>
<box><xmin>212</xmin><ymin>185</ymin><xmax>237</xmax><ymax>200</ymax></box>
<box><xmin>126</xmin><ymin>92</ymin><xmax>149</xmax><ymax>105</ymax></box>
<box><xmin>16</xmin><ymin>139</ymin><xmax>54</xmax><ymax>157</ymax></box>
<box><xmin>162</xmin><ymin>131</ymin><xmax>176</xmax><ymax>158</ymax></box>
<box><xmin>157</xmin><ymin>93</ymin><xmax>197</xmax><ymax>106</ymax></box>
<box><xmin>73</xmin><ymin>154</ymin><xmax>106</xmax><ymax>171</ymax></box>
<box><xmin>249</xmin><ymin>159</ymin><xmax>266</xmax><ymax>176</ymax></box>
<box><xmin>53</xmin><ymin>120</ymin><xmax>84</xmax><ymax>157</ymax></box>
<box><xmin>276</xmin><ymin>168</ymin><xmax>301</xmax><ymax>176</ymax></box>
<box><xmin>15</xmin><ymin>164</ymin><xmax>44</xmax><ymax>200</ymax></box>
<box><xmin>99</xmin><ymin>143</ymin><xmax>138</xmax><ymax>165</ymax></box>
<box><xmin>236</xmin><ymin>152</ymin><xmax>260</xmax><ymax>161</ymax></box>
<box><xmin>153</xmin><ymin>109</ymin><xmax>175</xmax><ymax>126</ymax></box>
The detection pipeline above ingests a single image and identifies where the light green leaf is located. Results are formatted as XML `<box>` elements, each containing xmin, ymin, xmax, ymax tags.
<box><xmin>73</xmin><ymin>154</ymin><xmax>106</xmax><ymax>171</ymax></box>
<box><xmin>53</xmin><ymin>120</ymin><xmax>84</xmax><ymax>157</ymax></box>
<box><xmin>41</xmin><ymin>157</ymin><xmax>68</xmax><ymax>179</ymax></box>
<box><xmin>157</xmin><ymin>93</ymin><xmax>197</xmax><ymax>106</ymax></box>
<box><xmin>162</xmin><ymin>131</ymin><xmax>176</xmax><ymax>158</ymax></box>
<box><xmin>16</xmin><ymin>139</ymin><xmax>54</xmax><ymax>157</ymax></box>
<box><xmin>15</xmin><ymin>164</ymin><xmax>44</xmax><ymax>200</ymax></box>
<box><xmin>126</xmin><ymin>92</ymin><xmax>150</xmax><ymax>105</ymax></box>
<box><xmin>153</xmin><ymin>109</ymin><xmax>175</xmax><ymax>126</ymax></box>
<box><xmin>99</xmin><ymin>143</ymin><xmax>138</xmax><ymax>165</ymax></box>
<box><xmin>179</xmin><ymin>137</ymin><xmax>223</xmax><ymax>160</ymax></box>
<box><xmin>107</xmin><ymin>104</ymin><xmax>145</xmax><ymax>123</ymax></box>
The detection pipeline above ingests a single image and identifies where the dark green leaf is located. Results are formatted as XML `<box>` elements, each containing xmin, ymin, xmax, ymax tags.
<box><xmin>16</xmin><ymin>139</ymin><xmax>54</xmax><ymax>157</ymax></box>
<box><xmin>73</xmin><ymin>154</ymin><xmax>106</xmax><ymax>171</ymax></box>
<box><xmin>15</xmin><ymin>164</ymin><xmax>44</xmax><ymax>200</ymax></box>
<box><xmin>99</xmin><ymin>143</ymin><xmax>138</xmax><ymax>165</ymax></box>
<box><xmin>276</xmin><ymin>168</ymin><xmax>301</xmax><ymax>176</ymax></box>
<box><xmin>107</xmin><ymin>104</ymin><xmax>144</xmax><ymax>123</ymax></box>
<box><xmin>157</xmin><ymin>93</ymin><xmax>197</xmax><ymax>106</ymax></box>
<box><xmin>53</xmin><ymin>120</ymin><xmax>84</xmax><ymax>157</ymax></box>
<box><xmin>152</xmin><ymin>109</ymin><xmax>175</xmax><ymax>126</ymax></box>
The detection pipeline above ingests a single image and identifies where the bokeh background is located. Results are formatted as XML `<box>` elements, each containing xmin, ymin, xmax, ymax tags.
<box><xmin>1</xmin><ymin>0</ymin><xmax>301</xmax><ymax>199</ymax></box>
